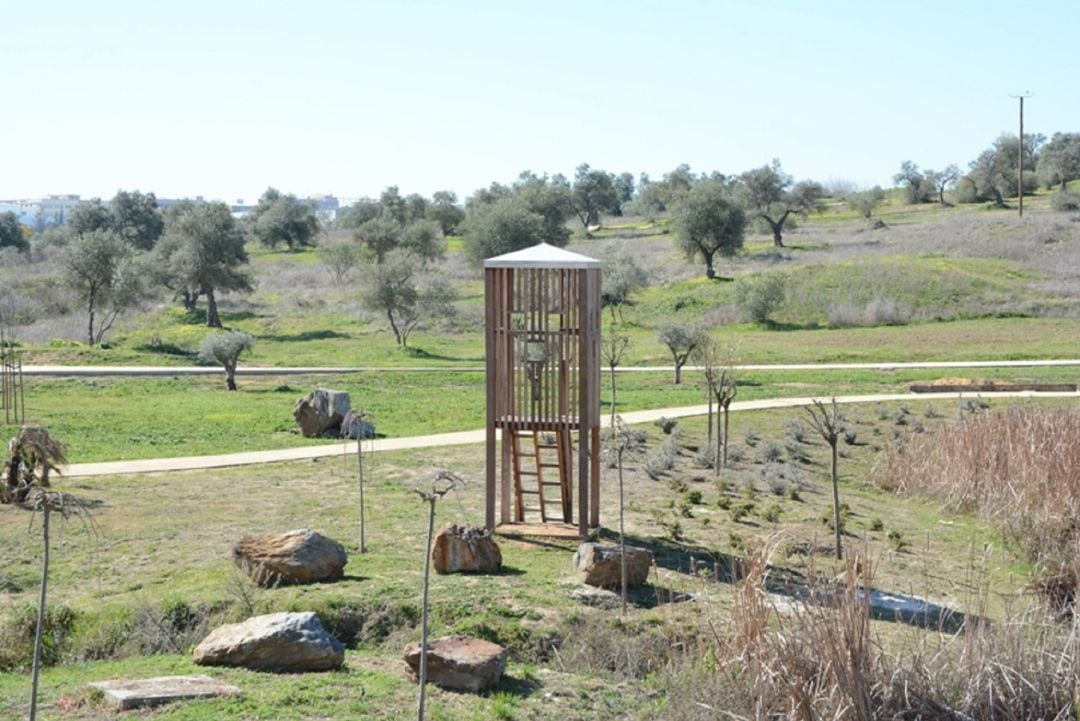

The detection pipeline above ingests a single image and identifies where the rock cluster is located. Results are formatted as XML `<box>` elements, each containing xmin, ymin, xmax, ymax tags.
<box><xmin>233</xmin><ymin>529</ymin><xmax>347</xmax><ymax>587</ymax></box>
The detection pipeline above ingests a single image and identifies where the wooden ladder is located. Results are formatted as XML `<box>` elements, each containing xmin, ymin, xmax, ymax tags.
<box><xmin>511</xmin><ymin>428</ymin><xmax>571</xmax><ymax>523</ymax></box>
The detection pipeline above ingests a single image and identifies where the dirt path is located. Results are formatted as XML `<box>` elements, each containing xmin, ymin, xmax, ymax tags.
<box><xmin>61</xmin><ymin>390</ymin><xmax>1080</xmax><ymax>477</ymax></box>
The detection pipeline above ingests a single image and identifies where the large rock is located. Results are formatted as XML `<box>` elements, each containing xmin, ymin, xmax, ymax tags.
<box><xmin>431</xmin><ymin>524</ymin><xmax>502</xmax><ymax>575</ymax></box>
<box><xmin>293</xmin><ymin>389</ymin><xmax>351</xmax><ymax>437</ymax></box>
<box><xmin>403</xmin><ymin>636</ymin><xmax>507</xmax><ymax>692</ymax></box>
<box><xmin>194</xmin><ymin>612</ymin><xmax>344</xmax><ymax>671</ymax></box>
<box><xmin>572</xmin><ymin>543</ymin><xmax>653</xmax><ymax>589</ymax></box>
<box><xmin>340</xmin><ymin>410</ymin><xmax>376</xmax><ymax>440</ymax></box>
<box><xmin>89</xmin><ymin>676</ymin><xmax>241</xmax><ymax>710</ymax></box>
<box><xmin>233</xmin><ymin>529</ymin><xmax>347</xmax><ymax>587</ymax></box>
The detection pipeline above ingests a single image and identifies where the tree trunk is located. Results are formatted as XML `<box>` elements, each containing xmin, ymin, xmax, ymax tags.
<box><xmin>609</xmin><ymin>365</ymin><xmax>617</xmax><ymax>428</ymax></box>
<box><xmin>357</xmin><ymin>435</ymin><xmax>366</xmax><ymax>554</ymax></box>
<box><xmin>673</xmin><ymin>360</ymin><xmax>682</xmax><ymax>385</ymax></box>
<box><xmin>705</xmin><ymin>391</ymin><xmax>713</xmax><ymax>449</ymax></box>
<box><xmin>225</xmin><ymin>365</ymin><xmax>237</xmax><ymax>391</ymax></box>
<box><xmin>830</xmin><ymin>440</ymin><xmax>842</xmax><ymax>560</ymax></box>
<box><xmin>770</xmin><ymin>223</ymin><xmax>784</xmax><ymax>248</ymax></box>
<box><xmin>206</xmin><ymin>288</ymin><xmax>221</xmax><ymax>328</ymax></box>
<box><xmin>714</xmin><ymin>401</ymin><xmax>722</xmax><ymax>479</ymax></box>
<box><xmin>722</xmin><ymin>403</ymin><xmax>731</xmax><ymax>470</ymax></box>
<box><xmin>181</xmin><ymin>289</ymin><xmax>199</xmax><ymax>312</ymax></box>
<box><xmin>704</xmin><ymin>251</ymin><xmax>716</xmax><ymax>279</ymax></box>
<box><xmin>618</xmin><ymin>450</ymin><xmax>627</xmax><ymax>616</ymax></box>
<box><xmin>387</xmin><ymin>310</ymin><xmax>403</xmax><ymax>347</ymax></box>
<box><xmin>87</xmin><ymin>295</ymin><xmax>96</xmax><ymax>346</ymax></box>
<box><xmin>28</xmin><ymin>505</ymin><xmax>50</xmax><ymax>721</ymax></box>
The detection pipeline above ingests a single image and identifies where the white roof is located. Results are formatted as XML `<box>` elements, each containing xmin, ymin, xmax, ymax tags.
<box><xmin>484</xmin><ymin>242</ymin><xmax>602</xmax><ymax>269</ymax></box>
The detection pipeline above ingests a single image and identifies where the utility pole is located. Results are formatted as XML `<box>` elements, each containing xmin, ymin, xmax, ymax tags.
<box><xmin>1010</xmin><ymin>91</ymin><xmax>1032</xmax><ymax>217</ymax></box>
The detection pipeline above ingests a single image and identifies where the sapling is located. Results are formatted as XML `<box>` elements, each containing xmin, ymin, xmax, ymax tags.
<box><xmin>806</xmin><ymin>398</ymin><xmax>845</xmax><ymax>559</ymax></box>
<box><xmin>412</xmin><ymin>470</ymin><xmax>464</xmax><ymax>721</ymax></box>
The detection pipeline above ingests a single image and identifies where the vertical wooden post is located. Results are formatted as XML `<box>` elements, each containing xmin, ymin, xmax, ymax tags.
<box><xmin>484</xmin><ymin>268</ymin><xmax>497</xmax><ymax>531</ymax></box>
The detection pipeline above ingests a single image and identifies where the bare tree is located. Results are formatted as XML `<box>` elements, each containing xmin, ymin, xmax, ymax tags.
<box><xmin>413</xmin><ymin>470</ymin><xmax>465</xmax><ymax>721</ymax></box>
<box><xmin>605</xmin><ymin>417</ymin><xmax>644</xmax><ymax>616</ymax></box>
<box><xmin>715</xmin><ymin>351</ymin><xmax>738</xmax><ymax>473</ymax></box>
<box><xmin>806</xmin><ymin>398</ymin><xmax>844</xmax><ymax>560</ymax></box>
<box><xmin>694</xmin><ymin>338</ymin><xmax>719</xmax><ymax>449</ymax></box>
<box><xmin>601</xmin><ymin>332</ymin><xmax>630</xmax><ymax>428</ymax></box>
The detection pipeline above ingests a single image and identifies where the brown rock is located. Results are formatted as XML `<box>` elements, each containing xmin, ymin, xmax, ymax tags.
<box><xmin>431</xmin><ymin>524</ymin><xmax>502</xmax><ymax>575</ymax></box>
<box><xmin>572</xmin><ymin>543</ymin><xmax>653</xmax><ymax>589</ymax></box>
<box><xmin>293</xmin><ymin>389</ymin><xmax>351</xmax><ymax>437</ymax></box>
<box><xmin>403</xmin><ymin>636</ymin><xmax>507</xmax><ymax>692</ymax></box>
<box><xmin>194</xmin><ymin>612</ymin><xmax>344</xmax><ymax>671</ymax></box>
<box><xmin>233</xmin><ymin>529</ymin><xmax>347</xmax><ymax>587</ymax></box>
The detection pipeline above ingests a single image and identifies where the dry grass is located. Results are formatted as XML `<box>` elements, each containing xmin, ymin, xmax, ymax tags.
<box><xmin>873</xmin><ymin>406</ymin><xmax>1080</xmax><ymax>613</ymax></box>
<box><xmin>652</xmin><ymin>544</ymin><xmax>1080</xmax><ymax>721</ymax></box>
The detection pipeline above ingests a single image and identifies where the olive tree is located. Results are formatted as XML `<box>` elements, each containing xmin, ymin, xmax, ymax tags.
<box><xmin>739</xmin><ymin>161</ymin><xmax>824</xmax><ymax>247</ymax></box>
<box><xmin>61</xmin><ymin>229</ymin><xmax>148</xmax><ymax>344</ymax></box>
<box><xmin>198</xmin><ymin>330</ymin><xmax>254</xmax><ymax>391</ymax></box>
<box><xmin>461</xmin><ymin>198</ymin><xmax>548</xmax><ymax>264</ymax></box>
<box><xmin>672</xmin><ymin>178</ymin><xmax>746</xmax><ymax>279</ymax></box>
<box><xmin>247</xmin><ymin>188</ymin><xmax>319</xmax><ymax>250</ymax></box>
<box><xmin>600</xmin><ymin>250</ymin><xmax>647</xmax><ymax>321</ymax></box>
<box><xmin>571</xmin><ymin>163</ymin><xmax>618</xmax><ymax>231</ymax></box>
<box><xmin>847</xmin><ymin>186</ymin><xmax>886</xmax><ymax>225</ymax></box>
<box><xmin>657</xmin><ymin>324</ymin><xmax>703</xmax><ymax>384</ymax></box>
<box><xmin>110</xmin><ymin>190</ymin><xmax>164</xmax><ymax>250</ymax></box>
<box><xmin>1037</xmin><ymin>132</ymin><xmax>1080</xmax><ymax>191</ymax></box>
<box><xmin>361</xmin><ymin>250</ymin><xmax>457</xmax><ymax>347</ymax></box>
<box><xmin>155</xmin><ymin>201</ymin><xmax>252</xmax><ymax>325</ymax></box>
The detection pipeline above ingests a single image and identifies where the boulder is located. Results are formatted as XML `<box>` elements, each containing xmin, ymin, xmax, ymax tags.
<box><xmin>572</xmin><ymin>543</ymin><xmax>653</xmax><ymax>589</ymax></box>
<box><xmin>194</xmin><ymin>612</ymin><xmax>344</xmax><ymax>671</ymax></box>
<box><xmin>403</xmin><ymin>636</ymin><xmax>507</xmax><ymax>692</ymax></box>
<box><xmin>340</xmin><ymin>410</ymin><xmax>376</xmax><ymax>440</ymax></box>
<box><xmin>293</xmin><ymin>389</ymin><xmax>351</xmax><ymax>437</ymax></box>
<box><xmin>233</xmin><ymin>529</ymin><xmax>347</xmax><ymax>587</ymax></box>
<box><xmin>431</xmin><ymin>524</ymin><xmax>502</xmax><ymax>575</ymax></box>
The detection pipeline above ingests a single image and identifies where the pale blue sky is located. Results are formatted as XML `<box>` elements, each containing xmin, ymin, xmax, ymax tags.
<box><xmin>6</xmin><ymin>0</ymin><xmax>1077</xmax><ymax>203</ymax></box>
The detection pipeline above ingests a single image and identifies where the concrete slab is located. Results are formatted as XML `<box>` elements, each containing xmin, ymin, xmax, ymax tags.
<box><xmin>89</xmin><ymin>675</ymin><xmax>241</xmax><ymax>710</ymax></box>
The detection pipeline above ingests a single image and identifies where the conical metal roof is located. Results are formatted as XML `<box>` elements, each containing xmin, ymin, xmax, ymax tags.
<box><xmin>484</xmin><ymin>242</ymin><xmax>601</xmax><ymax>269</ymax></box>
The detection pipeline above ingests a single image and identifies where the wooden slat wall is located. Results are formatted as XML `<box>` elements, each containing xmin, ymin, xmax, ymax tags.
<box><xmin>486</xmin><ymin>263</ymin><xmax>601</xmax><ymax>534</ymax></box>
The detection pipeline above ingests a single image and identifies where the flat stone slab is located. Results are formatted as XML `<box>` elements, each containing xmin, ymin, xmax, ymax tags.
<box><xmin>89</xmin><ymin>675</ymin><xmax>241</xmax><ymax>710</ymax></box>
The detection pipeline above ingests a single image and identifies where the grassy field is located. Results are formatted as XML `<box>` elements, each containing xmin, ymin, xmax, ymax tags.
<box><xmin>0</xmin><ymin>399</ymin><xmax>1055</xmax><ymax>720</ymax></box>
<box><xmin>1</xmin><ymin>196</ymin><xmax>1079</xmax><ymax>717</ymax></box>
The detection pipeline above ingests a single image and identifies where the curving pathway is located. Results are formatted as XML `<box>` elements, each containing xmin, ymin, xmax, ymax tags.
<box><xmin>61</xmin><ymin>390</ymin><xmax>1080</xmax><ymax>478</ymax></box>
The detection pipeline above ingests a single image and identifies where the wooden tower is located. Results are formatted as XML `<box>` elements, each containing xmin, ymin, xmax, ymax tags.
<box><xmin>484</xmin><ymin>243</ymin><xmax>602</xmax><ymax>537</ymax></box>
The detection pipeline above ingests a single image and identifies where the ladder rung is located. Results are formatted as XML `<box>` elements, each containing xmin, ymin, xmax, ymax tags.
<box><xmin>520</xmin><ymin>490</ymin><xmax>540</xmax><ymax>495</ymax></box>
<box><xmin>537</xmin><ymin>444</ymin><xmax>558</xmax><ymax>449</ymax></box>
<box><xmin>541</xmin><ymin>481</ymin><xmax>562</xmax><ymax>486</ymax></box>
<box><xmin>519</xmin><ymin>470</ymin><xmax>537</xmax><ymax>476</ymax></box>
<box><xmin>522</xmin><ymin>507</ymin><xmax>542</xmax><ymax>513</ymax></box>
<box><xmin>539</xmin><ymin>463</ymin><xmax>560</xmax><ymax>469</ymax></box>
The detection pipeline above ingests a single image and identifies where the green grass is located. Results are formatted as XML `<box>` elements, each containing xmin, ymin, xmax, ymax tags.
<box><xmin>0</xmin><ymin>399</ymin><xmax>1052</xmax><ymax>719</ymax></box>
<box><xmin>6</xmin><ymin>364</ymin><xmax>1078</xmax><ymax>462</ymax></box>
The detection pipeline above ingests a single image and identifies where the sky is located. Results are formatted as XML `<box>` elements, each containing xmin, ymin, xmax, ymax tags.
<box><xmin>6</xmin><ymin>0</ymin><xmax>1078</xmax><ymax>204</ymax></box>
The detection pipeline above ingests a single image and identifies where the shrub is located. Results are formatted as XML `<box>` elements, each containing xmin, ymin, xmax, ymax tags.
<box><xmin>869</xmin><ymin>517</ymin><xmax>884</xmax><ymax>532</ymax></box>
<box><xmin>762</xmin><ymin>503</ymin><xmax>782</xmax><ymax>523</ymax></box>
<box><xmin>1051</xmin><ymin>189</ymin><xmax>1080</xmax><ymax>212</ymax></box>
<box><xmin>0</xmin><ymin>604</ymin><xmax>77</xmax><ymax>671</ymax></box>
<box><xmin>744</xmin><ymin>428</ymin><xmax>760</xmax><ymax>446</ymax></box>
<box><xmin>692</xmin><ymin>446</ymin><xmax>715</xmax><ymax>469</ymax></box>
<box><xmin>784</xmin><ymin>419</ymin><xmax>807</xmax><ymax>443</ymax></box>
<box><xmin>733</xmin><ymin>272</ymin><xmax>786</xmax><ymax>325</ymax></box>
<box><xmin>726</xmin><ymin>445</ymin><xmax>746</xmax><ymax>463</ymax></box>
<box><xmin>686</xmin><ymin>489</ymin><xmax>703</xmax><ymax>506</ymax></box>
<box><xmin>842</xmin><ymin>429</ymin><xmax>858</xmax><ymax>445</ymax></box>
<box><xmin>654</xmin><ymin>417</ymin><xmax>680</xmax><ymax>435</ymax></box>
<box><xmin>886</xmin><ymin>529</ymin><xmax>907</xmax><ymax>552</ymax></box>
<box><xmin>730</xmin><ymin>502</ymin><xmax>755</xmax><ymax>523</ymax></box>
<box><xmin>756</xmin><ymin>442</ymin><xmax>783</xmax><ymax>464</ymax></box>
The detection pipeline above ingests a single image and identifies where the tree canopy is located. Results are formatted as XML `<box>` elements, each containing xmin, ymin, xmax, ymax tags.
<box><xmin>246</xmin><ymin>188</ymin><xmax>319</xmax><ymax>249</ymax></box>
<box><xmin>0</xmin><ymin>212</ymin><xmax>28</xmax><ymax>252</ymax></box>
<box><xmin>461</xmin><ymin>197</ymin><xmax>550</xmax><ymax>264</ymax></box>
<box><xmin>1037</xmin><ymin>132</ymin><xmax>1080</xmax><ymax>191</ymax></box>
<box><xmin>672</xmin><ymin>178</ymin><xmax>746</xmax><ymax>278</ymax></box>
<box><xmin>110</xmin><ymin>190</ymin><xmax>164</xmax><ymax>250</ymax></box>
<box><xmin>571</xmin><ymin>163</ymin><xmax>618</xmax><ymax>230</ymax></box>
<box><xmin>360</xmin><ymin>249</ymin><xmax>456</xmax><ymax>347</ymax></box>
